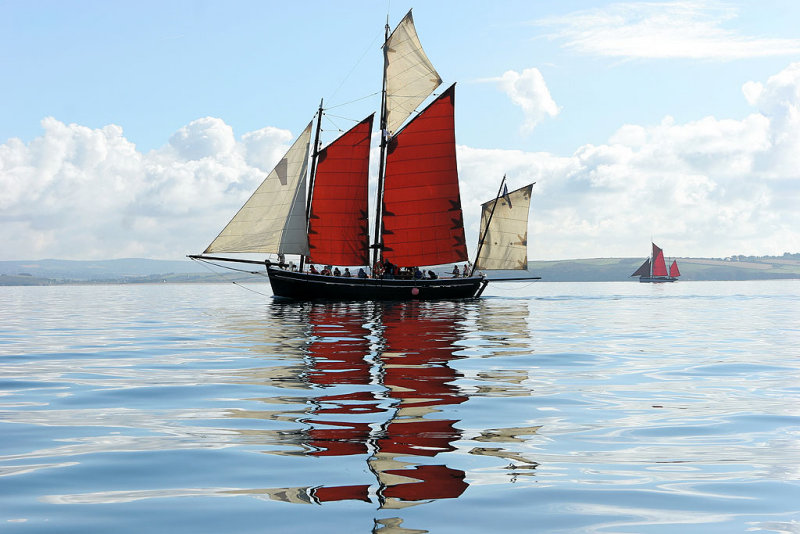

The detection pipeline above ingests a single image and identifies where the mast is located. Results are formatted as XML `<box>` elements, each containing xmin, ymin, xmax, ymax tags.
<box><xmin>371</xmin><ymin>17</ymin><xmax>391</xmax><ymax>269</ymax></box>
<box><xmin>471</xmin><ymin>176</ymin><xmax>507</xmax><ymax>277</ymax></box>
<box><xmin>300</xmin><ymin>99</ymin><xmax>324</xmax><ymax>272</ymax></box>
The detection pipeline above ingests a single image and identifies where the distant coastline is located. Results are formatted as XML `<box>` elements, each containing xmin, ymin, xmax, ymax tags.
<box><xmin>2</xmin><ymin>255</ymin><xmax>800</xmax><ymax>286</ymax></box>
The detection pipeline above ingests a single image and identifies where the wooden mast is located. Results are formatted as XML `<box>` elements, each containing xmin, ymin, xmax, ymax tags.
<box><xmin>299</xmin><ymin>99</ymin><xmax>324</xmax><ymax>273</ymax></box>
<box><xmin>471</xmin><ymin>176</ymin><xmax>507</xmax><ymax>277</ymax></box>
<box><xmin>371</xmin><ymin>16</ymin><xmax>391</xmax><ymax>271</ymax></box>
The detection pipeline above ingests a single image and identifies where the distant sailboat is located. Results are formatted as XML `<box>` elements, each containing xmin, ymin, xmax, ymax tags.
<box><xmin>631</xmin><ymin>243</ymin><xmax>680</xmax><ymax>283</ymax></box>
<box><xmin>190</xmin><ymin>10</ymin><xmax>536</xmax><ymax>300</ymax></box>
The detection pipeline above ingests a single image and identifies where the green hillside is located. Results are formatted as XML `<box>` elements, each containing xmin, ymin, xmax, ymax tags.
<box><xmin>2</xmin><ymin>255</ymin><xmax>799</xmax><ymax>285</ymax></box>
<box><xmin>528</xmin><ymin>255</ymin><xmax>800</xmax><ymax>281</ymax></box>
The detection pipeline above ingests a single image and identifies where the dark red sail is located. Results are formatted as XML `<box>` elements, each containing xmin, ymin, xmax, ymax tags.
<box><xmin>631</xmin><ymin>258</ymin><xmax>651</xmax><ymax>277</ymax></box>
<box><xmin>381</xmin><ymin>85</ymin><xmax>468</xmax><ymax>267</ymax></box>
<box><xmin>652</xmin><ymin>243</ymin><xmax>668</xmax><ymax>277</ymax></box>
<box><xmin>307</xmin><ymin>115</ymin><xmax>373</xmax><ymax>266</ymax></box>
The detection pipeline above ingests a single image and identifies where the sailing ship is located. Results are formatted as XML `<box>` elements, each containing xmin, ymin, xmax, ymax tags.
<box><xmin>190</xmin><ymin>10</ymin><xmax>537</xmax><ymax>300</ymax></box>
<box><xmin>631</xmin><ymin>242</ymin><xmax>681</xmax><ymax>283</ymax></box>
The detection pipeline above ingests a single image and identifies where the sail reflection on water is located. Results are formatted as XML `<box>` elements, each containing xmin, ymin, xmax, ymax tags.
<box><xmin>370</xmin><ymin>303</ymin><xmax>469</xmax><ymax>508</ymax></box>
<box><xmin>222</xmin><ymin>301</ymin><xmax>471</xmax><ymax>507</ymax></box>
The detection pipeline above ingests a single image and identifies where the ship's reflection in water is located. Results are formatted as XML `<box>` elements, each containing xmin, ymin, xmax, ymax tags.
<box><xmin>253</xmin><ymin>300</ymin><xmax>472</xmax><ymax>509</ymax></box>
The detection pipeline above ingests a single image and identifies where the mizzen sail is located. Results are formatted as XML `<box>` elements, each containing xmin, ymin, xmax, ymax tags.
<box><xmin>474</xmin><ymin>184</ymin><xmax>533</xmax><ymax>271</ymax></box>
<box><xmin>384</xmin><ymin>10</ymin><xmax>442</xmax><ymax>136</ymax></box>
<box><xmin>307</xmin><ymin>115</ymin><xmax>373</xmax><ymax>266</ymax></box>
<box><xmin>669</xmin><ymin>260</ymin><xmax>681</xmax><ymax>277</ymax></box>
<box><xmin>205</xmin><ymin>122</ymin><xmax>312</xmax><ymax>255</ymax></box>
<box><xmin>381</xmin><ymin>85</ymin><xmax>468</xmax><ymax>268</ymax></box>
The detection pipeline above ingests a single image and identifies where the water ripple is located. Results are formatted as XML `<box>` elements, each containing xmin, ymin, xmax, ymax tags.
<box><xmin>1</xmin><ymin>282</ymin><xmax>799</xmax><ymax>532</ymax></box>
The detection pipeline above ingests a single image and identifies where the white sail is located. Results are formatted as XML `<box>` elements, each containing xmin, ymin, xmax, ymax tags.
<box><xmin>384</xmin><ymin>10</ymin><xmax>442</xmax><ymax>136</ymax></box>
<box><xmin>204</xmin><ymin>122</ymin><xmax>312</xmax><ymax>255</ymax></box>
<box><xmin>474</xmin><ymin>184</ymin><xmax>534</xmax><ymax>271</ymax></box>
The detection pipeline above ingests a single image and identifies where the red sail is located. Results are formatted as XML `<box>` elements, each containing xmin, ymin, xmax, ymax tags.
<box><xmin>652</xmin><ymin>243</ymin><xmax>668</xmax><ymax>277</ymax></box>
<box><xmin>670</xmin><ymin>260</ymin><xmax>681</xmax><ymax>277</ymax></box>
<box><xmin>381</xmin><ymin>85</ymin><xmax>468</xmax><ymax>268</ymax></box>
<box><xmin>307</xmin><ymin>115</ymin><xmax>373</xmax><ymax>266</ymax></box>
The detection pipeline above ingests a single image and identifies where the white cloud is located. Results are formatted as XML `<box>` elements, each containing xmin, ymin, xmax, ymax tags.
<box><xmin>0</xmin><ymin>118</ymin><xmax>294</xmax><ymax>260</ymax></box>
<box><xmin>168</xmin><ymin>117</ymin><xmax>236</xmax><ymax>160</ymax></box>
<box><xmin>538</xmin><ymin>1</ymin><xmax>800</xmax><ymax>60</ymax></box>
<box><xmin>496</xmin><ymin>68</ymin><xmax>560</xmax><ymax>133</ymax></box>
<box><xmin>2</xmin><ymin>62</ymin><xmax>800</xmax><ymax>261</ymax></box>
<box><xmin>456</xmin><ymin>62</ymin><xmax>800</xmax><ymax>259</ymax></box>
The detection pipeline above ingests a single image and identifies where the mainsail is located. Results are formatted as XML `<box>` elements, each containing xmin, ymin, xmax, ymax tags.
<box><xmin>205</xmin><ymin>122</ymin><xmax>312</xmax><ymax>255</ymax></box>
<box><xmin>651</xmin><ymin>243</ymin><xmax>668</xmax><ymax>277</ymax></box>
<box><xmin>307</xmin><ymin>115</ymin><xmax>373</xmax><ymax>266</ymax></box>
<box><xmin>381</xmin><ymin>85</ymin><xmax>468</xmax><ymax>268</ymax></box>
<box><xmin>474</xmin><ymin>184</ymin><xmax>534</xmax><ymax>271</ymax></box>
<box><xmin>383</xmin><ymin>10</ymin><xmax>442</xmax><ymax>136</ymax></box>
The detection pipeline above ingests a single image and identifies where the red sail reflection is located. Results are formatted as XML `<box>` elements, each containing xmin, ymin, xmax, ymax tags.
<box><xmin>300</xmin><ymin>302</ymin><xmax>469</xmax><ymax>506</ymax></box>
<box><xmin>374</xmin><ymin>304</ymin><xmax>468</xmax><ymax>504</ymax></box>
<box><xmin>305</xmin><ymin>304</ymin><xmax>380</xmax><ymax>459</ymax></box>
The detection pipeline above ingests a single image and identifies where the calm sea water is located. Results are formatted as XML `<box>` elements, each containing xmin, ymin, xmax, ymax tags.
<box><xmin>1</xmin><ymin>281</ymin><xmax>799</xmax><ymax>533</ymax></box>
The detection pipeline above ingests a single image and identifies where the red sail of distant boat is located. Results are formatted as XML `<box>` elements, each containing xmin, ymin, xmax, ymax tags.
<box><xmin>307</xmin><ymin>115</ymin><xmax>373</xmax><ymax>266</ymax></box>
<box><xmin>631</xmin><ymin>258</ymin><xmax>651</xmax><ymax>277</ymax></box>
<box><xmin>381</xmin><ymin>85</ymin><xmax>468</xmax><ymax>268</ymax></box>
<box><xmin>651</xmin><ymin>243</ymin><xmax>668</xmax><ymax>277</ymax></box>
<box><xmin>670</xmin><ymin>260</ymin><xmax>680</xmax><ymax>277</ymax></box>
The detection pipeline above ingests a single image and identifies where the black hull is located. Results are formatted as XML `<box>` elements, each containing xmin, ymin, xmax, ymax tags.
<box><xmin>638</xmin><ymin>276</ymin><xmax>678</xmax><ymax>283</ymax></box>
<box><xmin>267</xmin><ymin>268</ymin><xmax>487</xmax><ymax>301</ymax></box>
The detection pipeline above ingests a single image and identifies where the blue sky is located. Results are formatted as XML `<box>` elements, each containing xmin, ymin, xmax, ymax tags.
<box><xmin>2</xmin><ymin>0</ymin><xmax>800</xmax><ymax>261</ymax></box>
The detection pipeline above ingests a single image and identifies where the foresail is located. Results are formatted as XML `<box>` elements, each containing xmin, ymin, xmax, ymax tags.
<box><xmin>381</xmin><ymin>85</ymin><xmax>467</xmax><ymax>268</ymax></box>
<box><xmin>474</xmin><ymin>184</ymin><xmax>533</xmax><ymax>271</ymax></box>
<box><xmin>307</xmin><ymin>115</ymin><xmax>373</xmax><ymax>266</ymax></box>
<box><xmin>204</xmin><ymin>122</ymin><xmax>312</xmax><ymax>255</ymax></box>
<box><xmin>384</xmin><ymin>10</ymin><xmax>442</xmax><ymax>136</ymax></box>
<box><xmin>631</xmin><ymin>259</ymin><xmax>651</xmax><ymax>277</ymax></box>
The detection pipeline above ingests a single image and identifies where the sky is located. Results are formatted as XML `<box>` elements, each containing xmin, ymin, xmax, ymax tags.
<box><xmin>2</xmin><ymin>0</ymin><xmax>800</xmax><ymax>261</ymax></box>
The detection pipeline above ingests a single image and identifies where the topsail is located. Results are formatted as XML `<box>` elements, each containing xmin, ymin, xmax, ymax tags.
<box><xmin>383</xmin><ymin>10</ymin><xmax>442</xmax><ymax>135</ymax></box>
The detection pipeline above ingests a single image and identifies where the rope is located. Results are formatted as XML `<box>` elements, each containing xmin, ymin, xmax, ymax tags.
<box><xmin>189</xmin><ymin>257</ymin><xmax>272</xmax><ymax>297</ymax></box>
<box><xmin>231</xmin><ymin>280</ymin><xmax>272</xmax><ymax>298</ymax></box>
<box><xmin>488</xmin><ymin>281</ymin><xmax>540</xmax><ymax>292</ymax></box>
<box><xmin>325</xmin><ymin>92</ymin><xmax>381</xmax><ymax>111</ymax></box>
<box><xmin>328</xmin><ymin>26</ymin><xmax>383</xmax><ymax>102</ymax></box>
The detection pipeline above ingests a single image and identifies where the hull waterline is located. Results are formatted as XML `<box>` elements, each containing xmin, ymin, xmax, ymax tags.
<box><xmin>267</xmin><ymin>268</ymin><xmax>487</xmax><ymax>300</ymax></box>
<box><xmin>638</xmin><ymin>276</ymin><xmax>678</xmax><ymax>283</ymax></box>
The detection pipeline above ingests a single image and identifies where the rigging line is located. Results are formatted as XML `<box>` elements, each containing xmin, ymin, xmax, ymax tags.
<box><xmin>326</xmin><ymin>91</ymin><xmax>381</xmax><ymax>111</ymax></box>
<box><xmin>328</xmin><ymin>27</ymin><xmax>384</xmax><ymax>103</ymax></box>
<box><xmin>489</xmin><ymin>281</ymin><xmax>540</xmax><ymax>292</ymax></box>
<box><xmin>191</xmin><ymin>257</ymin><xmax>266</xmax><ymax>275</ymax></box>
<box><xmin>320</xmin><ymin>113</ymin><xmax>349</xmax><ymax>138</ymax></box>
<box><xmin>231</xmin><ymin>280</ymin><xmax>272</xmax><ymax>298</ymax></box>
<box><xmin>324</xmin><ymin>112</ymin><xmax>364</xmax><ymax>122</ymax></box>
<box><xmin>191</xmin><ymin>257</ymin><xmax>273</xmax><ymax>297</ymax></box>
